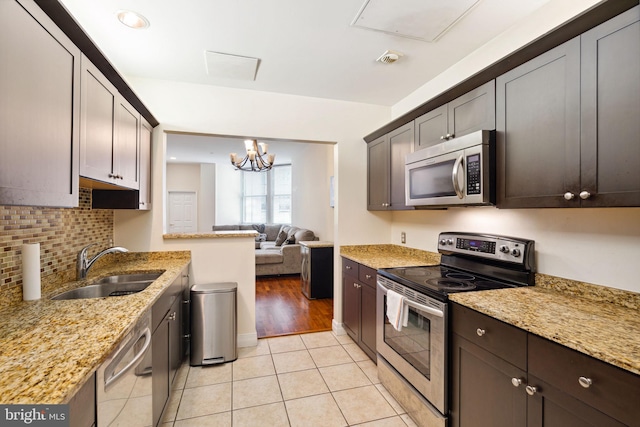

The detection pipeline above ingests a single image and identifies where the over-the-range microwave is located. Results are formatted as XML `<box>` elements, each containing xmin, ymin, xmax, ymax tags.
<box><xmin>405</xmin><ymin>130</ymin><xmax>496</xmax><ymax>207</ymax></box>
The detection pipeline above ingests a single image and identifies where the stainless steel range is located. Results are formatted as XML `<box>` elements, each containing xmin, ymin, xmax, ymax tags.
<box><xmin>376</xmin><ymin>232</ymin><xmax>535</xmax><ymax>427</ymax></box>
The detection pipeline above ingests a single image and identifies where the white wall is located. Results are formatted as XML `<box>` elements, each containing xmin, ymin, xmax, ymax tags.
<box><xmin>388</xmin><ymin>0</ymin><xmax>640</xmax><ymax>293</ymax></box>
<box><xmin>199</xmin><ymin>163</ymin><xmax>216</xmax><ymax>231</ymax></box>
<box><xmin>114</xmin><ymin>79</ymin><xmax>390</xmax><ymax>340</ymax></box>
<box><xmin>166</xmin><ymin>163</ymin><xmax>216</xmax><ymax>233</ymax></box>
<box><xmin>215</xmin><ymin>164</ymin><xmax>242</xmax><ymax>224</ymax></box>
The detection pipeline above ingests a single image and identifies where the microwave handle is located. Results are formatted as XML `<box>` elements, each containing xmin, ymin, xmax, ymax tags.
<box><xmin>452</xmin><ymin>154</ymin><xmax>464</xmax><ymax>199</ymax></box>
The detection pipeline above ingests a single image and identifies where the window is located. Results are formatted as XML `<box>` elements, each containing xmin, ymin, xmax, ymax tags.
<box><xmin>242</xmin><ymin>165</ymin><xmax>291</xmax><ymax>224</ymax></box>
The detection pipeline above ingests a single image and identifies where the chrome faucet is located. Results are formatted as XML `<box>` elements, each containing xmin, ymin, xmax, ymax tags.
<box><xmin>77</xmin><ymin>243</ymin><xmax>129</xmax><ymax>280</ymax></box>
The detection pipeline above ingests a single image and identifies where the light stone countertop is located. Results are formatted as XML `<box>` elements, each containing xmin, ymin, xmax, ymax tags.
<box><xmin>163</xmin><ymin>230</ymin><xmax>258</xmax><ymax>239</ymax></box>
<box><xmin>0</xmin><ymin>251</ymin><xmax>191</xmax><ymax>404</ymax></box>
<box><xmin>299</xmin><ymin>241</ymin><xmax>334</xmax><ymax>248</ymax></box>
<box><xmin>341</xmin><ymin>244</ymin><xmax>640</xmax><ymax>376</ymax></box>
<box><xmin>340</xmin><ymin>244</ymin><xmax>441</xmax><ymax>269</ymax></box>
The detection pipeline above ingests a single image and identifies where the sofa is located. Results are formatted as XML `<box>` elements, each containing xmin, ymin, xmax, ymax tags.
<box><xmin>211</xmin><ymin>224</ymin><xmax>317</xmax><ymax>276</ymax></box>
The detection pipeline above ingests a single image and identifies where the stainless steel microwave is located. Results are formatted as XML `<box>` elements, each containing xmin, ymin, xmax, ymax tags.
<box><xmin>405</xmin><ymin>130</ymin><xmax>495</xmax><ymax>207</ymax></box>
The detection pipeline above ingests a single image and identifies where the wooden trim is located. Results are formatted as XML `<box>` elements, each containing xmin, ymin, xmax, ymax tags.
<box><xmin>33</xmin><ymin>0</ymin><xmax>159</xmax><ymax>127</ymax></box>
<box><xmin>364</xmin><ymin>0</ymin><xmax>639</xmax><ymax>143</ymax></box>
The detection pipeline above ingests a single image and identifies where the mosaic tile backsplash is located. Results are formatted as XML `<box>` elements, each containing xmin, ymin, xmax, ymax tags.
<box><xmin>0</xmin><ymin>188</ymin><xmax>113</xmax><ymax>304</ymax></box>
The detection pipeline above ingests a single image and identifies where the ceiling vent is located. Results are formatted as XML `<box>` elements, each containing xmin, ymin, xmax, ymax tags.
<box><xmin>376</xmin><ymin>50</ymin><xmax>403</xmax><ymax>64</ymax></box>
<box><xmin>352</xmin><ymin>0</ymin><xmax>481</xmax><ymax>42</ymax></box>
<box><xmin>204</xmin><ymin>51</ymin><xmax>260</xmax><ymax>81</ymax></box>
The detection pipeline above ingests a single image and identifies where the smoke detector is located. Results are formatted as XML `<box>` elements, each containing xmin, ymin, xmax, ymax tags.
<box><xmin>376</xmin><ymin>50</ymin><xmax>403</xmax><ymax>64</ymax></box>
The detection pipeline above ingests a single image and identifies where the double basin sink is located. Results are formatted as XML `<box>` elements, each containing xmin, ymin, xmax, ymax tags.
<box><xmin>51</xmin><ymin>272</ymin><xmax>163</xmax><ymax>300</ymax></box>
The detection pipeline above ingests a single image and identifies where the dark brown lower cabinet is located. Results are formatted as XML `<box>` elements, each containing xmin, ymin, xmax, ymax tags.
<box><xmin>342</xmin><ymin>257</ymin><xmax>377</xmax><ymax>362</ymax></box>
<box><xmin>451</xmin><ymin>303</ymin><xmax>640</xmax><ymax>427</ymax></box>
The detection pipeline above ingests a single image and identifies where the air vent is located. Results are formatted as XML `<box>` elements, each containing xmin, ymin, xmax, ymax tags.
<box><xmin>376</xmin><ymin>50</ymin><xmax>403</xmax><ymax>64</ymax></box>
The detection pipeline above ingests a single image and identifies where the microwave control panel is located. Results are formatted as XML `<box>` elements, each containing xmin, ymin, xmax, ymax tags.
<box><xmin>466</xmin><ymin>154</ymin><xmax>481</xmax><ymax>195</ymax></box>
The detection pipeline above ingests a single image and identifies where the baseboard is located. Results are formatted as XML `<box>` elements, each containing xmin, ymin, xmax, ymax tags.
<box><xmin>332</xmin><ymin>319</ymin><xmax>347</xmax><ymax>336</ymax></box>
<box><xmin>237</xmin><ymin>332</ymin><xmax>258</xmax><ymax>348</ymax></box>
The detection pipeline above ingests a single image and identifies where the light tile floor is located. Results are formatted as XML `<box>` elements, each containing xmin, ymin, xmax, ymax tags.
<box><xmin>162</xmin><ymin>331</ymin><xmax>418</xmax><ymax>427</ymax></box>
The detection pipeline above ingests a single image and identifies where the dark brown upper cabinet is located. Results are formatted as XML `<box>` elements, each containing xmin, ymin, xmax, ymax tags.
<box><xmin>414</xmin><ymin>80</ymin><xmax>496</xmax><ymax>151</ymax></box>
<box><xmin>497</xmin><ymin>6</ymin><xmax>640</xmax><ymax>208</ymax></box>
<box><xmin>0</xmin><ymin>0</ymin><xmax>80</xmax><ymax>207</ymax></box>
<box><xmin>367</xmin><ymin>121</ymin><xmax>414</xmax><ymax>211</ymax></box>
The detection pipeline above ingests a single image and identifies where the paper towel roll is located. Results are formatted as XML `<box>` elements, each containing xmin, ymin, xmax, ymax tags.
<box><xmin>22</xmin><ymin>243</ymin><xmax>41</xmax><ymax>301</ymax></box>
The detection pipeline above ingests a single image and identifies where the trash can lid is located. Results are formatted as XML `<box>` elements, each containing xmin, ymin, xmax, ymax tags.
<box><xmin>191</xmin><ymin>282</ymin><xmax>238</xmax><ymax>293</ymax></box>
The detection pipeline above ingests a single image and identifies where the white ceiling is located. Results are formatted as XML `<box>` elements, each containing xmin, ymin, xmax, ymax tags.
<box><xmin>59</xmin><ymin>0</ymin><xmax>551</xmax><ymax>106</ymax></box>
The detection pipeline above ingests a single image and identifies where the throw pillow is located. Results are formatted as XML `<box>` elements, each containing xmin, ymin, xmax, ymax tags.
<box><xmin>252</xmin><ymin>223</ymin><xmax>266</xmax><ymax>233</ymax></box>
<box><xmin>255</xmin><ymin>233</ymin><xmax>267</xmax><ymax>243</ymax></box>
<box><xmin>274</xmin><ymin>229</ymin><xmax>288</xmax><ymax>246</ymax></box>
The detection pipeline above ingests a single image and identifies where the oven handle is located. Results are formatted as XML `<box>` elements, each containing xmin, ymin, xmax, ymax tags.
<box><xmin>377</xmin><ymin>282</ymin><xmax>444</xmax><ymax>318</ymax></box>
<box><xmin>452</xmin><ymin>154</ymin><xmax>464</xmax><ymax>199</ymax></box>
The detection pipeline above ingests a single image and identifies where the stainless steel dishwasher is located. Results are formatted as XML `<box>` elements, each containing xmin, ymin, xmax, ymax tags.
<box><xmin>96</xmin><ymin>310</ymin><xmax>152</xmax><ymax>426</ymax></box>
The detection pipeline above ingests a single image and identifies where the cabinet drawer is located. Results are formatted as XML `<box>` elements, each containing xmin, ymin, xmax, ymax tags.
<box><xmin>451</xmin><ymin>303</ymin><xmax>526</xmax><ymax>369</ymax></box>
<box><xmin>342</xmin><ymin>258</ymin><xmax>359</xmax><ymax>277</ymax></box>
<box><xmin>528</xmin><ymin>334</ymin><xmax>640</xmax><ymax>427</ymax></box>
<box><xmin>358</xmin><ymin>265</ymin><xmax>377</xmax><ymax>289</ymax></box>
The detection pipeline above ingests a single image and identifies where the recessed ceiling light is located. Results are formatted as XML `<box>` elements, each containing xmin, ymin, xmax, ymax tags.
<box><xmin>116</xmin><ymin>10</ymin><xmax>150</xmax><ymax>29</ymax></box>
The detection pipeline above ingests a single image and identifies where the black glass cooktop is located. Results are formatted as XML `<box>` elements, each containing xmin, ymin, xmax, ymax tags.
<box><xmin>378</xmin><ymin>265</ymin><xmax>517</xmax><ymax>301</ymax></box>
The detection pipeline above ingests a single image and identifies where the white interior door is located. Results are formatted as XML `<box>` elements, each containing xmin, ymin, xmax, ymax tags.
<box><xmin>168</xmin><ymin>191</ymin><xmax>197</xmax><ymax>233</ymax></box>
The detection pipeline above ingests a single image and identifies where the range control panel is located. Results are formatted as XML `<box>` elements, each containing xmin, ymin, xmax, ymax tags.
<box><xmin>437</xmin><ymin>232</ymin><xmax>534</xmax><ymax>268</ymax></box>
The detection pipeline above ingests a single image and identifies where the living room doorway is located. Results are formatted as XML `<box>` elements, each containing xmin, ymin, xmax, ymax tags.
<box><xmin>255</xmin><ymin>274</ymin><xmax>333</xmax><ymax>338</ymax></box>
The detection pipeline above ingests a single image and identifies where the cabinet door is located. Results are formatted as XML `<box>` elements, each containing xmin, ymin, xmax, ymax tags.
<box><xmin>152</xmin><ymin>314</ymin><xmax>170</xmax><ymax>427</ymax></box>
<box><xmin>448</xmin><ymin>80</ymin><xmax>495</xmax><ymax>139</ymax></box>
<box><xmin>389</xmin><ymin>122</ymin><xmax>414</xmax><ymax>210</ymax></box>
<box><xmin>80</xmin><ymin>56</ymin><xmax>116</xmax><ymax>184</ymax></box>
<box><xmin>496</xmin><ymin>38</ymin><xmax>581</xmax><ymax>208</ymax></box>
<box><xmin>580</xmin><ymin>6</ymin><xmax>640</xmax><ymax>207</ymax></box>
<box><xmin>526</xmin><ymin>375</ymin><xmax>626</xmax><ymax>427</ymax></box>
<box><xmin>168</xmin><ymin>297</ymin><xmax>182</xmax><ymax>387</ymax></box>
<box><xmin>367</xmin><ymin>135</ymin><xmax>390</xmax><ymax>210</ymax></box>
<box><xmin>359</xmin><ymin>281</ymin><xmax>377</xmax><ymax>361</ymax></box>
<box><xmin>414</xmin><ymin>105</ymin><xmax>448</xmax><ymax>151</ymax></box>
<box><xmin>450</xmin><ymin>334</ymin><xmax>527</xmax><ymax>427</ymax></box>
<box><xmin>139</xmin><ymin>118</ymin><xmax>153</xmax><ymax>210</ymax></box>
<box><xmin>342</xmin><ymin>276</ymin><xmax>360</xmax><ymax>342</ymax></box>
<box><xmin>115</xmin><ymin>96</ymin><xmax>140</xmax><ymax>189</ymax></box>
<box><xmin>0</xmin><ymin>0</ymin><xmax>80</xmax><ymax>207</ymax></box>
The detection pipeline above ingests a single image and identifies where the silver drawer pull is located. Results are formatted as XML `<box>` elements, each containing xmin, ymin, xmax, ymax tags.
<box><xmin>365</xmin><ymin>274</ymin><xmax>372</xmax><ymax>279</ymax></box>
<box><xmin>511</xmin><ymin>378</ymin><xmax>522</xmax><ymax>387</ymax></box>
<box><xmin>476</xmin><ymin>328</ymin><xmax>486</xmax><ymax>337</ymax></box>
<box><xmin>525</xmin><ymin>385</ymin><xmax>538</xmax><ymax>396</ymax></box>
<box><xmin>346</xmin><ymin>265</ymin><xmax>352</xmax><ymax>270</ymax></box>
<box><xmin>578</xmin><ymin>376</ymin><xmax>592</xmax><ymax>388</ymax></box>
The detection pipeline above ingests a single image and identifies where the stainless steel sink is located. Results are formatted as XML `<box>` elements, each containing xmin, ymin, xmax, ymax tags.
<box><xmin>51</xmin><ymin>272</ymin><xmax>162</xmax><ymax>300</ymax></box>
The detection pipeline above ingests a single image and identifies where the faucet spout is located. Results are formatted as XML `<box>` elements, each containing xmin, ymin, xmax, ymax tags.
<box><xmin>77</xmin><ymin>244</ymin><xmax>129</xmax><ymax>280</ymax></box>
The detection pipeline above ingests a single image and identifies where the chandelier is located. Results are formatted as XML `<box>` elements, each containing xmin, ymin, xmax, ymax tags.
<box><xmin>230</xmin><ymin>139</ymin><xmax>275</xmax><ymax>172</ymax></box>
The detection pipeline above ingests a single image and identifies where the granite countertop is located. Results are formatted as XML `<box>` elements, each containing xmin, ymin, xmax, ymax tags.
<box><xmin>300</xmin><ymin>240</ymin><xmax>334</xmax><ymax>248</ymax></box>
<box><xmin>340</xmin><ymin>244</ymin><xmax>640</xmax><ymax>376</ymax></box>
<box><xmin>163</xmin><ymin>230</ymin><xmax>258</xmax><ymax>239</ymax></box>
<box><xmin>340</xmin><ymin>244</ymin><xmax>441</xmax><ymax>269</ymax></box>
<box><xmin>0</xmin><ymin>251</ymin><xmax>191</xmax><ymax>404</ymax></box>
<box><xmin>450</xmin><ymin>276</ymin><xmax>640</xmax><ymax>376</ymax></box>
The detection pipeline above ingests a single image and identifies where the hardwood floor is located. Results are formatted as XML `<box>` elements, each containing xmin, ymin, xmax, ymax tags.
<box><xmin>256</xmin><ymin>274</ymin><xmax>333</xmax><ymax>338</ymax></box>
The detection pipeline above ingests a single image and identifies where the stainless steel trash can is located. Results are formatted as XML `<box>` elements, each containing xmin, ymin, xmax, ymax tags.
<box><xmin>190</xmin><ymin>282</ymin><xmax>237</xmax><ymax>366</ymax></box>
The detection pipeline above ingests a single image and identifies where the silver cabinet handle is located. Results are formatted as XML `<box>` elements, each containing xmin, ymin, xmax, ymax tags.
<box><xmin>511</xmin><ymin>378</ymin><xmax>523</xmax><ymax>387</ymax></box>
<box><xmin>476</xmin><ymin>328</ymin><xmax>486</xmax><ymax>337</ymax></box>
<box><xmin>564</xmin><ymin>192</ymin><xmax>575</xmax><ymax>200</ymax></box>
<box><xmin>525</xmin><ymin>385</ymin><xmax>538</xmax><ymax>396</ymax></box>
<box><xmin>579</xmin><ymin>191</ymin><xmax>591</xmax><ymax>200</ymax></box>
<box><xmin>445</xmin><ymin>133</ymin><xmax>454</xmax><ymax>139</ymax></box>
<box><xmin>440</xmin><ymin>135</ymin><xmax>446</xmax><ymax>140</ymax></box>
<box><xmin>168</xmin><ymin>312</ymin><xmax>176</xmax><ymax>321</ymax></box>
<box><xmin>578</xmin><ymin>376</ymin><xmax>592</xmax><ymax>388</ymax></box>
<box><xmin>345</xmin><ymin>265</ymin><xmax>352</xmax><ymax>270</ymax></box>
<box><xmin>365</xmin><ymin>274</ymin><xmax>372</xmax><ymax>279</ymax></box>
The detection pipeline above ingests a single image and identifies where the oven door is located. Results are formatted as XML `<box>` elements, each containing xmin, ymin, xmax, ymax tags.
<box><xmin>377</xmin><ymin>278</ymin><xmax>447</xmax><ymax>415</ymax></box>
